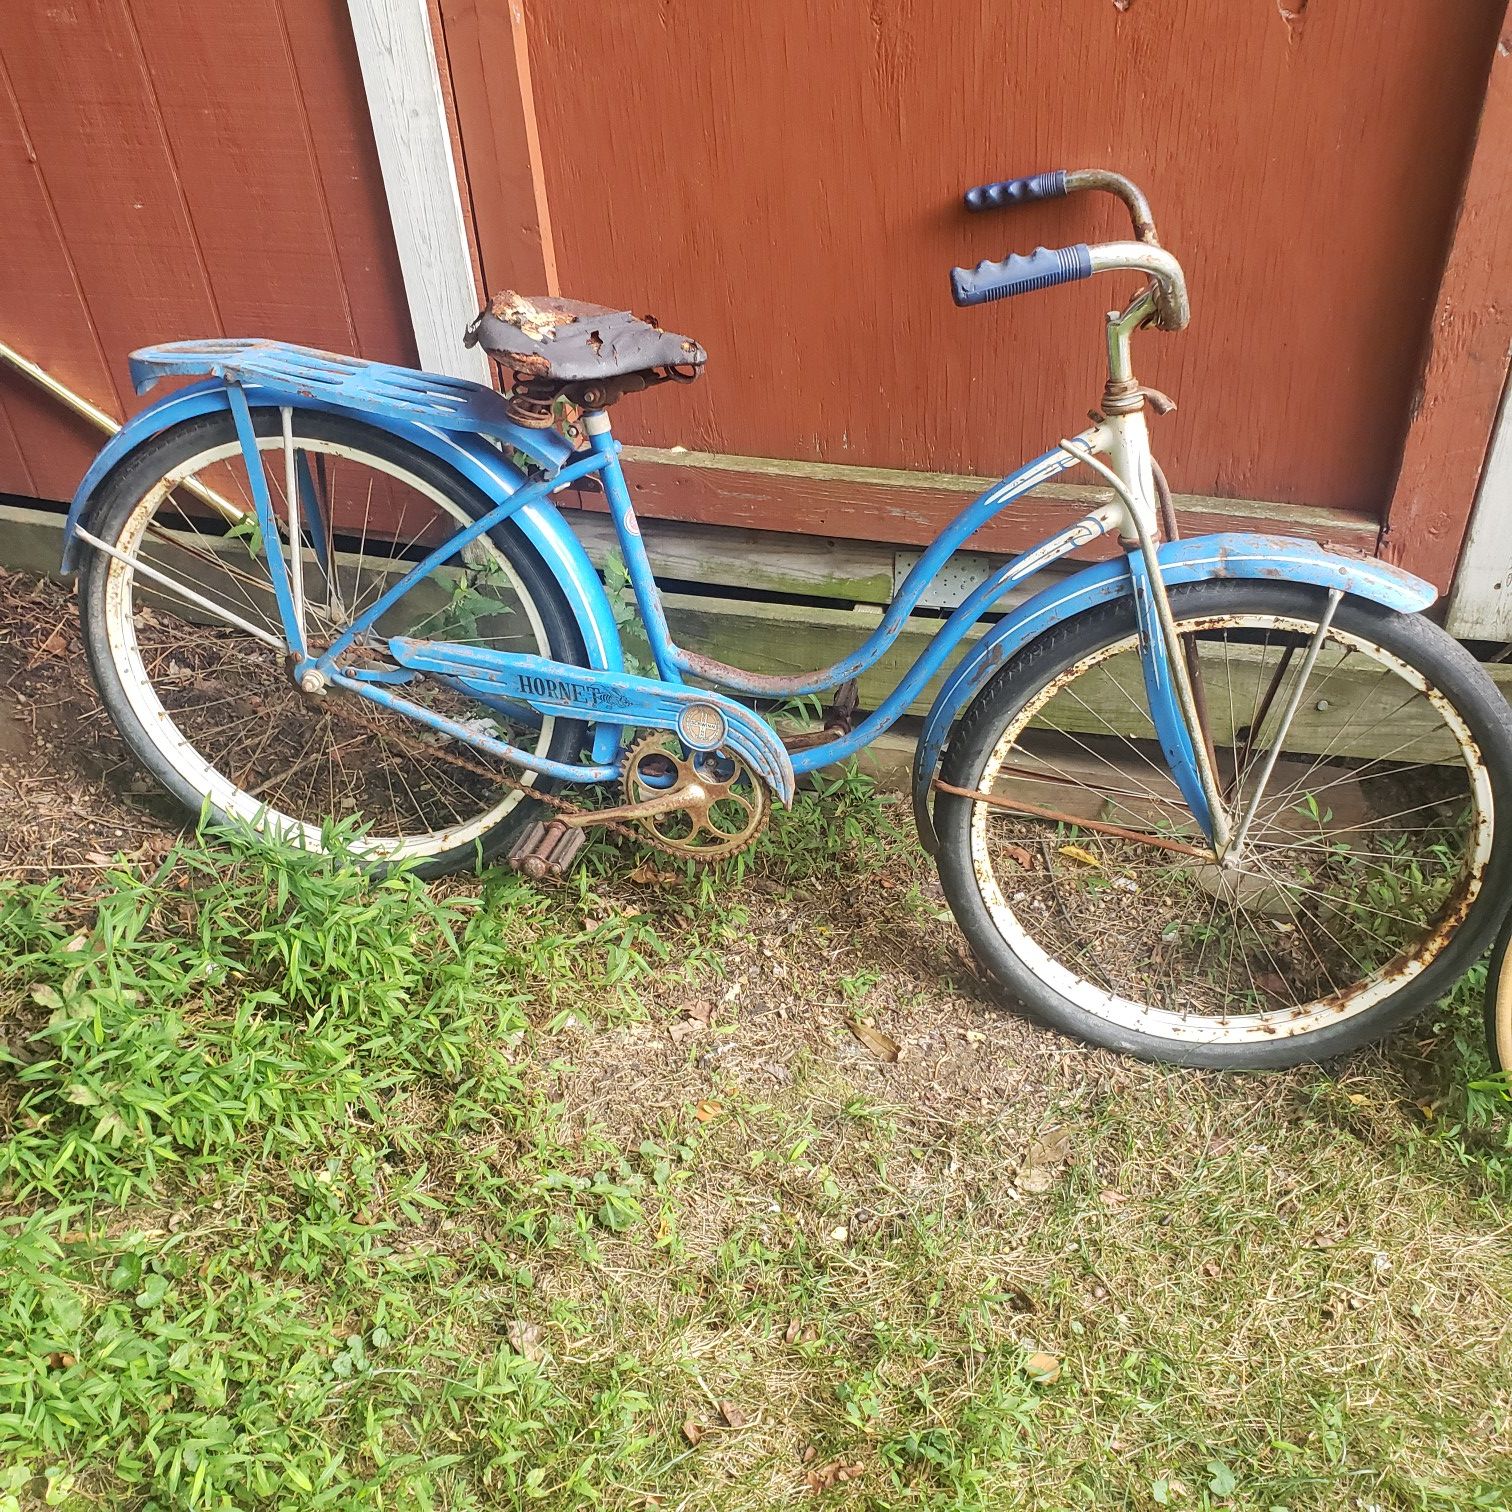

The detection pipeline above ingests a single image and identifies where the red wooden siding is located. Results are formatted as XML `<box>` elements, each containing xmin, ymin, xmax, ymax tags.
<box><xmin>1380</xmin><ymin>21</ymin><xmax>1512</xmax><ymax>593</ymax></box>
<box><xmin>443</xmin><ymin>0</ymin><xmax>1505</xmax><ymax>559</ymax></box>
<box><xmin>0</xmin><ymin>0</ymin><xmax>415</xmax><ymax>506</ymax></box>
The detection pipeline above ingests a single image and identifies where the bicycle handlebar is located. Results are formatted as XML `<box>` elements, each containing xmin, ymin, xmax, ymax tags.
<box><xmin>951</xmin><ymin>244</ymin><xmax>1092</xmax><ymax>307</ymax></box>
<box><xmin>951</xmin><ymin>168</ymin><xmax>1188</xmax><ymax>331</ymax></box>
<box><xmin>950</xmin><ymin>241</ymin><xmax>1189</xmax><ymax>331</ymax></box>
<box><xmin>963</xmin><ymin>168</ymin><xmax>1158</xmax><ymax>244</ymax></box>
<box><xmin>962</xmin><ymin>171</ymin><xmax>1069</xmax><ymax>212</ymax></box>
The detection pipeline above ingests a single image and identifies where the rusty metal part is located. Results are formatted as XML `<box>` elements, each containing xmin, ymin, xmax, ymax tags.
<box><xmin>1065</xmin><ymin>169</ymin><xmax>1160</xmax><ymax>245</ymax></box>
<box><xmin>501</xmin><ymin>364</ymin><xmax>697</xmax><ymax>423</ymax></box>
<box><xmin>780</xmin><ymin>679</ymin><xmax>862</xmax><ymax>752</ymax></box>
<box><xmin>501</xmin><ymin>391</ymin><xmax>559</xmax><ymax>428</ymax></box>
<box><xmin>827</xmin><ymin>678</ymin><xmax>860</xmax><ymax>732</ymax></box>
<box><xmin>506</xmin><ymin>819</ymin><xmax>587</xmax><ymax>879</ymax></box>
<box><xmin>676</xmin><ymin>647</ymin><xmax>819</xmax><ymax>700</ymax></box>
<box><xmin>1101</xmin><ymin>380</ymin><xmax>1180</xmax><ymax>418</ymax></box>
<box><xmin>620</xmin><ymin>732</ymin><xmax>770</xmax><ymax>859</ymax></box>
<box><xmin>1099</xmin><ymin>377</ymin><xmax>1145</xmax><ymax>416</ymax></box>
<box><xmin>1151</xmin><ymin>457</ymin><xmax>1180</xmax><ymax>542</ymax></box>
<box><xmin>321</xmin><ymin>695</ymin><xmax>748</xmax><ymax>867</ymax></box>
<box><xmin>555</xmin><ymin>777</ymin><xmax>711</xmax><ymax>829</ymax></box>
<box><xmin>779</xmin><ymin>727</ymin><xmax>831</xmax><ymax>753</ymax></box>
<box><xmin>932</xmin><ymin>777</ymin><xmax>1213</xmax><ymax>859</ymax></box>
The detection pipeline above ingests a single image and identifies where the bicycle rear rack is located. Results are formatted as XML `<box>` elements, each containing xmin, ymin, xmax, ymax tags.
<box><xmin>126</xmin><ymin>338</ymin><xmax>568</xmax><ymax>462</ymax></box>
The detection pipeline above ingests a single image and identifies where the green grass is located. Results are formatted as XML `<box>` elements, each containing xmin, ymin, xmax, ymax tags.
<box><xmin>2</xmin><ymin>782</ymin><xmax>1511</xmax><ymax>1510</ymax></box>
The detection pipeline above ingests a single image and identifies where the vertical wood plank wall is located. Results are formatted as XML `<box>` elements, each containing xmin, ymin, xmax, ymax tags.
<box><xmin>442</xmin><ymin>0</ymin><xmax>1505</xmax><ymax>581</ymax></box>
<box><xmin>0</xmin><ymin>0</ymin><xmax>415</xmax><ymax>506</ymax></box>
<box><xmin>1379</xmin><ymin>17</ymin><xmax>1512</xmax><ymax>596</ymax></box>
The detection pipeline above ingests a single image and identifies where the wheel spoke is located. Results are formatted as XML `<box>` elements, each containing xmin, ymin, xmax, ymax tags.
<box><xmin>94</xmin><ymin>416</ymin><xmax>566</xmax><ymax>864</ymax></box>
<box><xmin>951</xmin><ymin>591</ymin><xmax>1492</xmax><ymax>1054</ymax></box>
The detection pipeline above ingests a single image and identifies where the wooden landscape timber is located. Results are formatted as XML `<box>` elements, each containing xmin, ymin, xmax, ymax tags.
<box><xmin>6</xmin><ymin>501</ymin><xmax>1507</xmax><ymax>773</ymax></box>
<box><xmin>581</xmin><ymin>447</ymin><xmax>1382</xmax><ymax>562</ymax></box>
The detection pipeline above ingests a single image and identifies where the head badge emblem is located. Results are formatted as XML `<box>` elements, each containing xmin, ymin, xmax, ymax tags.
<box><xmin>676</xmin><ymin>702</ymin><xmax>727</xmax><ymax>750</ymax></box>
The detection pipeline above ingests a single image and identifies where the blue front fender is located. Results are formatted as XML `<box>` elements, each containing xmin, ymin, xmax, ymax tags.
<box><xmin>912</xmin><ymin>532</ymin><xmax>1437</xmax><ymax>853</ymax></box>
<box><xmin>59</xmin><ymin>379</ymin><xmax>622</xmax><ymax>682</ymax></box>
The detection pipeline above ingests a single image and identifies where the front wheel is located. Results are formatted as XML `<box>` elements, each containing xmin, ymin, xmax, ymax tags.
<box><xmin>935</xmin><ymin>580</ymin><xmax>1512</xmax><ymax>1068</ymax></box>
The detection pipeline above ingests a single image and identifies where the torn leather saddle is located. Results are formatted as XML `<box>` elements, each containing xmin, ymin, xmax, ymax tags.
<box><xmin>464</xmin><ymin>291</ymin><xmax>706</xmax><ymax>426</ymax></box>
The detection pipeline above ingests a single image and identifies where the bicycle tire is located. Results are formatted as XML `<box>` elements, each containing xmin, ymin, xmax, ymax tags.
<box><xmin>78</xmin><ymin>408</ymin><xmax>591</xmax><ymax>878</ymax></box>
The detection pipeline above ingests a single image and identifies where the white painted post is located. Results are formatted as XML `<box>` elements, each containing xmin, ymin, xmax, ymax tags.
<box><xmin>1446</xmin><ymin>370</ymin><xmax>1512</xmax><ymax>641</ymax></box>
<box><xmin>346</xmin><ymin>0</ymin><xmax>491</xmax><ymax>384</ymax></box>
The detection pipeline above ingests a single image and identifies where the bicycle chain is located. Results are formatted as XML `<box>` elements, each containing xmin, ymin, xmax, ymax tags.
<box><xmin>322</xmin><ymin>694</ymin><xmax>769</xmax><ymax>865</ymax></box>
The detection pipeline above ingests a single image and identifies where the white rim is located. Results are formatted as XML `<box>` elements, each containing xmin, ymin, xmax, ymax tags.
<box><xmin>968</xmin><ymin>612</ymin><xmax>1495</xmax><ymax>1046</ymax></box>
<box><xmin>1494</xmin><ymin>942</ymin><xmax>1512</xmax><ymax>1071</ymax></box>
<box><xmin>100</xmin><ymin>433</ymin><xmax>557</xmax><ymax>861</ymax></box>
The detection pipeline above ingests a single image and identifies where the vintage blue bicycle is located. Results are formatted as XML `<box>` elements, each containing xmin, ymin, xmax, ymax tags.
<box><xmin>62</xmin><ymin>169</ymin><xmax>1512</xmax><ymax>1067</ymax></box>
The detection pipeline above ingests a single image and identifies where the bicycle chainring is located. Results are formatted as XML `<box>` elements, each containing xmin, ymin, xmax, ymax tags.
<box><xmin>621</xmin><ymin>732</ymin><xmax>771</xmax><ymax>861</ymax></box>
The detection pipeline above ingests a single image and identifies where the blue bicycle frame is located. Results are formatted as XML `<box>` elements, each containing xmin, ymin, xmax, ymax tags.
<box><xmin>66</xmin><ymin>330</ymin><xmax>1436</xmax><ymax>853</ymax></box>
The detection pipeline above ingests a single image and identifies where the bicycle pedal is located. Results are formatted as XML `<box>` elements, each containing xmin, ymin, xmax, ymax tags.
<box><xmin>505</xmin><ymin>819</ymin><xmax>587</xmax><ymax>880</ymax></box>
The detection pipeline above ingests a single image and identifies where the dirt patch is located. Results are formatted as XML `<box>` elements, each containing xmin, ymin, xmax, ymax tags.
<box><xmin>0</xmin><ymin>568</ymin><xmax>183</xmax><ymax>876</ymax></box>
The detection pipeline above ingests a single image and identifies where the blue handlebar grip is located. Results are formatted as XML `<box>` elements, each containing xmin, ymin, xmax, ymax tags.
<box><xmin>963</xmin><ymin>171</ymin><xmax>1069</xmax><ymax>212</ymax></box>
<box><xmin>950</xmin><ymin>244</ymin><xmax>1094</xmax><ymax>308</ymax></box>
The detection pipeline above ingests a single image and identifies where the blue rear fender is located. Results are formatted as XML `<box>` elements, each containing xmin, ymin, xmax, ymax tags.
<box><xmin>911</xmin><ymin>532</ymin><xmax>1437</xmax><ymax>852</ymax></box>
<box><xmin>59</xmin><ymin>379</ymin><xmax>623</xmax><ymax>683</ymax></box>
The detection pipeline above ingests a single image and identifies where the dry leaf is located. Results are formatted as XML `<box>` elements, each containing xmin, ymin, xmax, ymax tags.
<box><xmin>693</xmin><ymin>1099</ymin><xmax>722</xmax><ymax>1122</ymax></box>
<box><xmin>681</xmin><ymin>1419</ymin><xmax>705</xmax><ymax>1446</ymax></box>
<box><xmin>685</xmin><ymin>1000</ymin><xmax>713</xmax><ymax>1025</ymax></box>
<box><xmin>628</xmin><ymin>859</ymin><xmax>677</xmax><ymax>886</ymax></box>
<box><xmin>46</xmin><ymin>1351</ymin><xmax>76</xmax><ymax>1370</ymax></box>
<box><xmin>506</xmin><ymin>1320</ymin><xmax>545</xmax><ymax>1361</ymax></box>
<box><xmin>784</xmin><ymin>1317</ymin><xmax>819</xmax><ymax>1345</ymax></box>
<box><xmin>1004</xmin><ymin>842</ymin><xmax>1034</xmax><ymax>869</ymax></box>
<box><xmin>85</xmin><ymin>850</ymin><xmax>116</xmax><ymax>866</ymax></box>
<box><xmin>1098</xmin><ymin>1188</ymin><xmax>1128</xmax><ymax>1208</ymax></box>
<box><xmin>1019</xmin><ymin>1129</ymin><xmax>1072</xmax><ymax>1192</ymax></box>
<box><xmin>844</xmin><ymin>1017</ymin><xmax>899</xmax><ymax>1063</ymax></box>
<box><xmin>1026</xmin><ymin>1129</ymin><xmax>1072</xmax><ymax>1166</ymax></box>
<box><xmin>804</xmin><ymin>1460</ymin><xmax>865</xmax><ymax>1493</ymax></box>
<box><xmin>717</xmin><ymin>1400</ymin><xmax>748</xmax><ymax>1429</ymax></box>
<box><xmin>1023</xmin><ymin>1350</ymin><xmax>1062</xmax><ymax>1384</ymax></box>
<box><xmin>1057</xmin><ymin>844</ymin><xmax>1100</xmax><ymax>867</ymax></box>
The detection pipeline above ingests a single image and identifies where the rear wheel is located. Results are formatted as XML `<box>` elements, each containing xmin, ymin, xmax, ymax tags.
<box><xmin>935</xmin><ymin>581</ymin><xmax>1512</xmax><ymax>1067</ymax></box>
<box><xmin>79</xmin><ymin>409</ymin><xmax>589</xmax><ymax>877</ymax></box>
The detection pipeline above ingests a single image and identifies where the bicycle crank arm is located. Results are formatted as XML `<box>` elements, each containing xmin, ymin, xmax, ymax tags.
<box><xmin>556</xmin><ymin>784</ymin><xmax>708</xmax><ymax>828</ymax></box>
<box><xmin>386</xmin><ymin>637</ymin><xmax>795</xmax><ymax>804</ymax></box>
